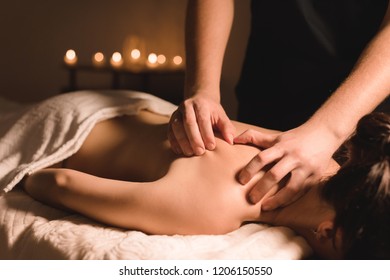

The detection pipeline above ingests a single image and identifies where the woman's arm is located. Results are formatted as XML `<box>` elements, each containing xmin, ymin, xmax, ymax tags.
<box><xmin>23</xmin><ymin>168</ymin><xmax>153</xmax><ymax>230</ymax></box>
<box><xmin>23</xmin><ymin>167</ymin><xmax>240</xmax><ymax>235</ymax></box>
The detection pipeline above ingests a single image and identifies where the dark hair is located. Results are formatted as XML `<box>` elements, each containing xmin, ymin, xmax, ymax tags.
<box><xmin>322</xmin><ymin>112</ymin><xmax>390</xmax><ymax>259</ymax></box>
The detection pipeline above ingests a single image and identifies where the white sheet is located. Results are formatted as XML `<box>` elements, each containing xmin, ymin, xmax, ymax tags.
<box><xmin>0</xmin><ymin>90</ymin><xmax>312</xmax><ymax>259</ymax></box>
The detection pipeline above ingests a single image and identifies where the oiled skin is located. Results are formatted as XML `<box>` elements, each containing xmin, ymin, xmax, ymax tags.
<box><xmin>25</xmin><ymin>111</ymin><xmax>280</xmax><ymax>235</ymax></box>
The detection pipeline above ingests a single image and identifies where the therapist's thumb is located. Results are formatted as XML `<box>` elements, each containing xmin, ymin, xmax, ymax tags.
<box><xmin>234</xmin><ymin>129</ymin><xmax>276</xmax><ymax>148</ymax></box>
<box><xmin>217</xmin><ymin>115</ymin><xmax>235</xmax><ymax>145</ymax></box>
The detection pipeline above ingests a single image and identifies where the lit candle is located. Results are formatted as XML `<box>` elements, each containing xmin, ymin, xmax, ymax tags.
<box><xmin>172</xmin><ymin>55</ymin><xmax>183</xmax><ymax>67</ymax></box>
<box><xmin>157</xmin><ymin>54</ymin><xmax>166</xmax><ymax>65</ymax></box>
<box><xmin>146</xmin><ymin>53</ymin><xmax>158</xmax><ymax>68</ymax></box>
<box><xmin>110</xmin><ymin>52</ymin><xmax>123</xmax><ymax>68</ymax></box>
<box><xmin>64</xmin><ymin>49</ymin><xmax>78</xmax><ymax>66</ymax></box>
<box><xmin>92</xmin><ymin>52</ymin><xmax>105</xmax><ymax>67</ymax></box>
<box><xmin>130</xmin><ymin>49</ymin><xmax>141</xmax><ymax>61</ymax></box>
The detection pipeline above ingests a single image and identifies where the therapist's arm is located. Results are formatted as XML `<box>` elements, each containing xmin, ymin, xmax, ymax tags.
<box><xmin>168</xmin><ymin>0</ymin><xmax>235</xmax><ymax>156</ymax></box>
<box><xmin>236</xmin><ymin>3</ymin><xmax>390</xmax><ymax>209</ymax></box>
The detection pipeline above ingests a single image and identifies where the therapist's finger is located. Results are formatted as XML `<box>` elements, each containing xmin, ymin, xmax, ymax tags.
<box><xmin>217</xmin><ymin>112</ymin><xmax>236</xmax><ymax>145</ymax></box>
<box><xmin>238</xmin><ymin>146</ymin><xmax>284</xmax><ymax>185</ymax></box>
<box><xmin>181</xmin><ymin>103</ymin><xmax>206</xmax><ymax>156</ymax></box>
<box><xmin>234</xmin><ymin>129</ymin><xmax>277</xmax><ymax>148</ymax></box>
<box><xmin>261</xmin><ymin>168</ymin><xmax>312</xmax><ymax>210</ymax></box>
<box><xmin>168</xmin><ymin>110</ymin><xmax>183</xmax><ymax>154</ymax></box>
<box><xmin>171</xmin><ymin>113</ymin><xmax>194</xmax><ymax>156</ymax></box>
<box><xmin>167</xmin><ymin>123</ymin><xmax>183</xmax><ymax>155</ymax></box>
<box><xmin>194</xmin><ymin>103</ymin><xmax>216</xmax><ymax>151</ymax></box>
<box><xmin>247</xmin><ymin>156</ymin><xmax>297</xmax><ymax>204</ymax></box>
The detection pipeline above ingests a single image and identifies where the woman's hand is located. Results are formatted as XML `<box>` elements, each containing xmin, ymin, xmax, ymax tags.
<box><xmin>234</xmin><ymin>122</ymin><xmax>341</xmax><ymax>210</ymax></box>
<box><xmin>168</xmin><ymin>95</ymin><xmax>235</xmax><ymax>156</ymax></box>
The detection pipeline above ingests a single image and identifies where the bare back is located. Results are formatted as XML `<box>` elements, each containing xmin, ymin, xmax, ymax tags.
<box><xmin>63</xmin><ymin>111</ymin><xmax>277</xmax><ymax>234</ymax></box>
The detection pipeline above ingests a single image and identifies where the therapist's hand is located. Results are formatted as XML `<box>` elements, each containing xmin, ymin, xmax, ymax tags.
<box><xmin>168</xmin><ymin>95</ymin><xmax>235</xmax><ymax>156</ymax></box>
<box><xmin>234</xmin><ymin>123</ymin><xmax>340</xmax><ymax>210</ymax></box>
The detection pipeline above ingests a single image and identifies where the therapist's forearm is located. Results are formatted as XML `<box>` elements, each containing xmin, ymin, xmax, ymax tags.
<box><xmin>184</xmin><ymin>0</ymin><xmax>234</xmax><ymax>101</ymax></box>
<box><xmin>307</xmin><ymin>11</ymin><xmax>390</xmax><ymax>144</ymax></box>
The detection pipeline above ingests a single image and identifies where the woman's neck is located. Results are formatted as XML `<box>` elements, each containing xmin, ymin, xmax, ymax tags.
<box><xmin>260</xmin><ymin>186</ymin><xmax>327</xmax><ymax>228</ymax></box>
<box><xmin>258</xmin><ymin>186</ymin><xmax>341</xmax><ymax>259</ymax></box>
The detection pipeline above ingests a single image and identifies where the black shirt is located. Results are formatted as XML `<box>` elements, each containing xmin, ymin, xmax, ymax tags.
<box><xmin>236</xmin><ymin>0</ymin><xmax>388</xmax><ymax>130</ymax></box>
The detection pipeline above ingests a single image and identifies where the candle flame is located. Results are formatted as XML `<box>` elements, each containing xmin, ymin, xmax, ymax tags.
<box><xmin>94</xmin><ymin>52</ymin><xmax>104</xmax><ymax>62</ymax></box>
<box><xmin>112</xmin><ymin>52</ymin><xmax>122</xmax><ymax>62</ymax></box>
<box><xmin>157</xmin><ymin>54</ymin><xmax>166</xmax><ymax>64</ymax></box>
<box><xmin>148</xmin><ymin>53</ymin><xmax>158</xmax><ymax>64</ymax></box>
<box><xmin>131</xmin><ymin>49</ymin><xmax>141</xmax><ymax>60</ymax></box>
<box><xmin>173</xmin><ymin>55</ymin><xmax>183</xmax><ymax>65</ymax></box>
<box><xmin>65</xmin><ymin>49</ymin><xmax>76</xmax><ymax>60</ymax></box>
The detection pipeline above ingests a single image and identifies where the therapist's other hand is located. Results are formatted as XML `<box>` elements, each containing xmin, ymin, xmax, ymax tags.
<box><xmin>168</xmin><ymin>95</ymin><xmax>235</xmax><ymax>156</ymax></box>
<box><xmin>234</xmin><ymin>123</ymin><xmax>339</xmax><ymax>210</ymax></box>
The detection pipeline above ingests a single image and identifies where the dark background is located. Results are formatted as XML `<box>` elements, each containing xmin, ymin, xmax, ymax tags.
<box><xmin>0</xmin><ymin>0</ymin><xmax>251</xmax><ymax>119</ymax></box>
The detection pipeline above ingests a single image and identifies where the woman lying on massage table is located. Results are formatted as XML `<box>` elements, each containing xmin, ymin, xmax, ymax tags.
<box><xmin>22</xmin><ymin>110</ymin><xmax>390</xmax><ymax>260</ymax></box>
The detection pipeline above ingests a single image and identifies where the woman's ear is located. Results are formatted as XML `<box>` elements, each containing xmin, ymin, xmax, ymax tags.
<box><xmin>316</xmin><ymin>220</ymin><xmax>343</xmax><ymax>244</ymax></box>
<box><xmin>313</xmin><ymin>220</ymin><xmax>344</xmax><ymax>259</ymax></box>
<box><xmin>315</xmin><ymin>220</ymin><xmax>335</xmax><ymax>241</ymax></box>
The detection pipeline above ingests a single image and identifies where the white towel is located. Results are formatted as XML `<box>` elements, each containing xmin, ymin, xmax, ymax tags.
<box><xmin>0</xmin><ymin>90</ymin><xmax>177</xmax><ymax>193</ymax></box>
<box><xmin>0</xmin><ymin>189</ymin><xmax>311</xmax><ymax>259</ymax></box>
